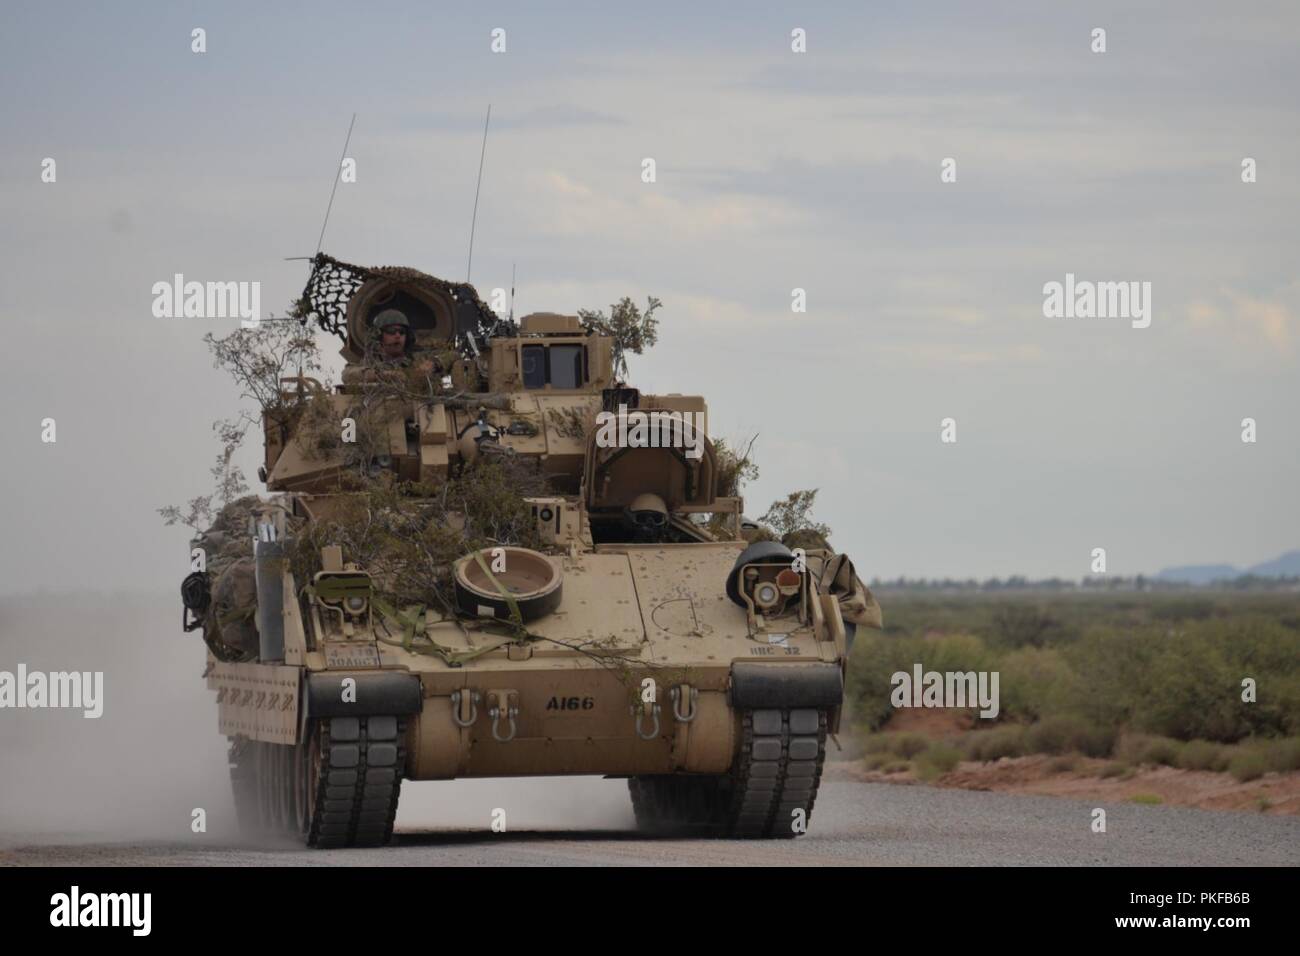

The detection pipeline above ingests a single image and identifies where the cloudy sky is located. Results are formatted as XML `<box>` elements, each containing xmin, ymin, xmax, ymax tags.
<box><xmin>1</xmin><ymin>0</ymin><xmax>1297</xmax><ymax>594</ymax></box>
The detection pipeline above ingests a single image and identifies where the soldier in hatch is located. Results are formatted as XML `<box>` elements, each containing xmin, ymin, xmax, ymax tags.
<box><xmin>625</xmin><ymin>492</ymin><xmax>672</xmax><ymax>543</ymax></box>
<box><xmin>354</xmin><ymin>309</ymin><xmax>440</xmax><ymax>391</ymax></box>
<box><xmin>371</xmin><ymin>310</ymin><xmax>428</xmax><ymax>367</ymax></box>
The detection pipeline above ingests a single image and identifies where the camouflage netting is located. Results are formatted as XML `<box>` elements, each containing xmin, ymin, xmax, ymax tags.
<box><xmin>293</xmin><ymin>252</ymin><xmax>514</xmax><ymax>354</ymax></box>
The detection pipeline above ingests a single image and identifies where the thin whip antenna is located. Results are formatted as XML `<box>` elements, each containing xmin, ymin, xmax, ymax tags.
<box><xmin>466</xmin><ymin>104</ymin><xmax>491</xmax><ymax>282</ymax></box>
<box><xmin>509</xmin><ymin>262</ymin><xmax>516</xmax><ymax>322</ymax></box>
<box><xmin>315</xmin><ymin>112</ymin><xmax>356</xmax><ymax>256</ymax></box>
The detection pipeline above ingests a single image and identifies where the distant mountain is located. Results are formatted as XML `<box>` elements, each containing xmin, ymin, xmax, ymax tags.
<box><xmin>1154</xmin><ymin>564</ymin><xmax>1241</xmax><ymax>585</ymax></box>
<box><xmin>1154</xmin><ymin>550</ymin><xmax>1300</xmax><ymax>583</ymax></box>
<box><xmin>1248</xmin><ymin>550</ymin><xmax>1300</xmax><ymax>577</ymax></box>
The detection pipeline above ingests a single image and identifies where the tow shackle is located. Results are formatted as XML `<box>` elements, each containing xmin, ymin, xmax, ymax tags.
<box><xmin>630</xmin><ymin>703</ymin><xmax>661</xmax><ymax>740</ymax></box>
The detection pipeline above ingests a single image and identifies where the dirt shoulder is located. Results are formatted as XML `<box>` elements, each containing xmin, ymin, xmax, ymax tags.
<box><xmin>827</xmin><ymin>754</ymin><xmax>1300</xmax><ymax>814</ymax></box>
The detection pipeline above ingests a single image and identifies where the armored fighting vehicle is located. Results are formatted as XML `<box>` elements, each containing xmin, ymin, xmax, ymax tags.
<box><xmin>180</xmin><ymin>253</ymin><xmax>881</xmax><ymax>847</ymax></box>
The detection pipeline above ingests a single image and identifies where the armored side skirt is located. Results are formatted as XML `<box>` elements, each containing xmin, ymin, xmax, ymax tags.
<box><xmin>207</xmin><ymin>661</ymin><xmax>300</xmax><ymax>745</ymax></box>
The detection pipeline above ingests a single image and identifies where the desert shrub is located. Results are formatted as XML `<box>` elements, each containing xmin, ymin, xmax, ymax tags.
<box><xmin>1175</xmin><ymin>740</ymin><xmax>1230</xmax><ymax>772</ymax></box>
<box><xmin>759</xmin><ymin>489</ymin><xmax>830</xmax><ymax>542</ymax></box>
<box><xmin>1115</xmin><ymin>733</ymin><xmax>1183</xmax><ymax>767</ymax></box>
<box><xmin>1061</xmin><ymin>629</ymin><xmax>1156</xmax><ymax>731</ymax></box>
<box><xmin>986</xmin><ymin>604</ymin><xmax>1070</xmax><ymax>649</ymax></box>
<box><xmin>865</xmin><ymin>732</ymin><xmax>929</xmax><ymax>759</ymax></box>
<box><xmin>924</xmin><ymin>632</ymin><xmax>996</xmax><ymax>676</ymax></box>
<box><xmin>1228</xmin><ymin>751</ymin><xmax>1268</xmax><ymax>782</ymax></box>
<box><xmin>915</xmin><ymin>743</ymin><xmax>963</xmax><ymax>781</ymax></box>
<box><xmin>1065</xmin><ymin>625</ymin><xmax>1252</xmax><ymax>743</ymax></box>
<box><xmin>1023</xmin><ymin>716</ymin><xmax>1075</xmax><ymax>755</ymax></box>
<box><xmin>1223</xmin><ymin>738</ymin><xmax>1300</xmax><ymax>776</ymax></box>
<box><xmin>1262</xmin><ymin>737</ymin><xmax>1300</xmax><ymax>773</ymax></box>
<box><xmin>1133</xmin><ymin>635</ymin><xmax>1248</xmax><ymax>742</ymax></box>
<box><xmin>287</xmin><ymin>458</ymin><xmax>545</xmax><ymax>614</ymax></box>
<box><xmin>847</xmin><ymin>630</ymin><xmax>997</xmax><ymax>733</ymax></box>
<box><xmin>844</xmin><ymin>632</ymin><xmax>920</xmax><ymax>732</ymax></box>
<box><xmin>963</xmin><ymin>725</ymin><xmax>1029</xmax><ymax>761</ymax></box>
<box><xmin>997</xmin><ymin>646</ymin><xmax>1085</xmax><ymax>721</ymax></box>
<box><xmin>711</xmin><ymin>437</ymin><xmax>758</xmax><ymax>498</ymax></box>
<box><xmin>1099</xmin><ymin>762</ymin><xmax>1127</xmax><ymax>778</ymax></box>
<box><xmin>1023</xmin><ymin>714</ymin><xmax>1115</xmax><ymax>758</ymax></box>
<box><xmin>578</xmin><ymin>296</ymin><xmax>661</xmax><ymax>380</ymax></box>
<box><xmin>877</xmin><ymin>597</ymin><xmax>981</xmax><ymax>637</ymax></box>
<box><xmin>707</xmin><ymin>437</ymin><xmax>761</xmax><ymax>538</ymax></box>
<box><xmin>1208</xmin><ymin>619</ymin><xmax>1300</xmax><ymax>737</ymax></box>
<box><xmin>1073</xmin><ymin>723</ymin><xmax>1118</xmax><ymax>759</ymax></box>
<box><xmin>1046</xmin><ymin>754</ymin><xmax>1079</xmax><ymax>773</ymax></box>
<box><xmin>1149</xmin><ymin>598</ymin><xmax>1216</xmax><ymax>621</ymax></box>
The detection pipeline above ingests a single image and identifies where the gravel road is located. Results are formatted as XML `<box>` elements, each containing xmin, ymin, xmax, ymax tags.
<box><xmin>4</xmin><ymin>776</ymin><xmax>1296</xmax><ymax>867</ymax></box>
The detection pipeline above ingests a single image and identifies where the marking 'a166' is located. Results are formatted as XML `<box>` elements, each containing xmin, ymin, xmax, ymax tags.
<box><xmin>546</xmin><ymin>696</ymin><xmax>595</xmax><ymax>711</ymax></box>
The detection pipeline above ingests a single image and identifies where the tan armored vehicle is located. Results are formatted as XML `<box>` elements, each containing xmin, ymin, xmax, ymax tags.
<box><xmin>180</xmin><ymin>254</ymin><xmax>881</xmax><ymax>847</ymax></box>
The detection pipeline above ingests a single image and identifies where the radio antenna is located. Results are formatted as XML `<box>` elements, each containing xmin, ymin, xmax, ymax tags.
<box><xmin>315</xmin><ymin>112</ymin><xmax>356</xmax><ymax>257</ymax></box>
<box><xmin>509</xmin><ymin>262</ymin><xmax>516</xmax><ymax>323</ymax></box>
<box><xmin>466</xmin><ymin>104</ymin><xmax>491</xmax><ymax>282</ymax></box>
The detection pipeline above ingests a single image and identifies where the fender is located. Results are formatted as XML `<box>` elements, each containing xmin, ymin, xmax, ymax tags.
<box><xmin>729</xmin><ymin>662</ymin><xmax>843</xmax><ymax>709</ymax></box>
<box><xmin>307</xmin><ymin>670</ymin><xmax>423</xmax><ymax>718</ymax></box>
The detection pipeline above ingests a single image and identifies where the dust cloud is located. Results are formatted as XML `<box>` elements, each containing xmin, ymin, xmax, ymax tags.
<box><xmin>397</xmin><ymin>777</ymin><xmax>634</xmax><ymax>833</ymax></box>
<box><xmin>0</xmin><ymin>592</ymin><xmax>633</xmax><ymax>850</ymax></box>
<box><xmin>0</xmin><ymin>592</ymin><xmax>232</xmax><ymax>844</ymax></box>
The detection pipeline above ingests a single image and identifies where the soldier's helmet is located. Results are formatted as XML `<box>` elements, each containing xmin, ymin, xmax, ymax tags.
<box><xmin>628</xmin><ymin>492</ymin><xmax>669</xmax><ymax>534</ymax></box>
<box><xmin>372</xmin><ymin>309</ymin><xmax>410</xmax><ymax>332</ymax></box>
